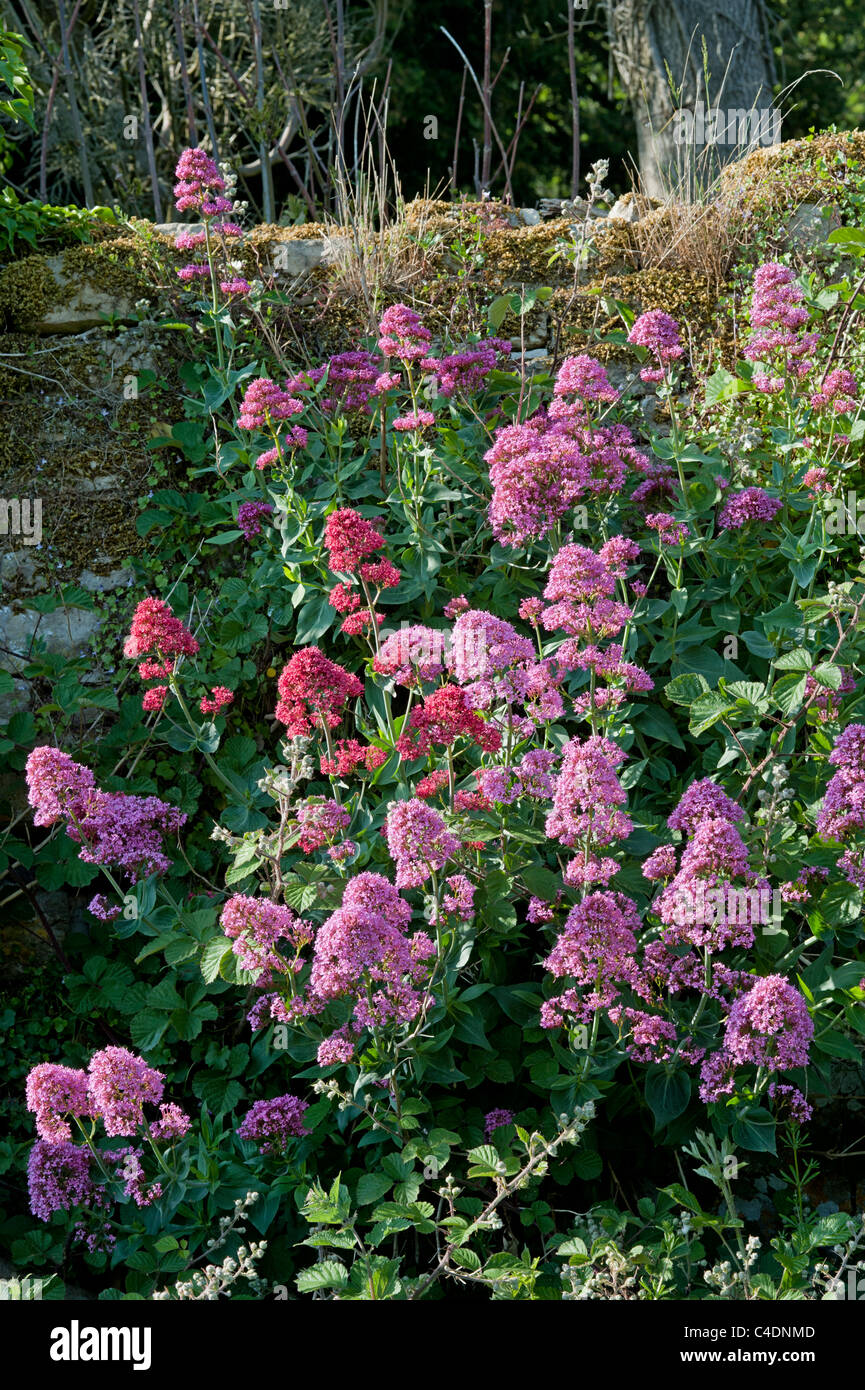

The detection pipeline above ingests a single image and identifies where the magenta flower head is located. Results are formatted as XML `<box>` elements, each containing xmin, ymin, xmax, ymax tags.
<box><xmin>427</xmin><ymin>338</ymin><xmax>511</xmax><ymax>397</ymax></box>
<box><xmin>275</xmin><ymin>647</ymin><xmax>364</xmax><ymax>735</ymax></box>
<box><xmin>236</xmin><ymin>1094</ymin><xmax>310</xmax><ymax>1155</ymax></box>
<box><xmin>554</xmin><ymin>354</ymin><xmax>620</xmax><ymax>407</ymax></box>
<box><xmin>26</xmin><ymin>1063</ymin><xmax>92</xmax><ymax>1142</ymax></box>
<box><xmin>385</xmin><ymin>797</ymin><xmax>461</xmax><ymax>889</ymax></box>
<box><xmin>308</xmin><ymin>870</ymin><xmax>435</xmax><ymax>1030</ymax></box>
<box><xmin>484</xmin><ymin>1108</ymin><xmax>515</xmax><ymax>1138</ymax></box>
<box><xmin>237</xmin><ymin>377</ymin><xmax>303</xmax><ymax>431</ymax></box>
<box><xmin>718</xmin><ymin>487</ymin><xmax>782</xmax><ymax>531</ymax></box>
<box><xmin>25</xmin><ymin>747</ymin><xmax>96</xmax><ymax>827</ymax></box>
<box><xmin>546</xmin><ymin>734</ymin><xmax>632</xmax><ymax>854</ymax></box>
<box><xmin>220</xmin><ymin>893</ymin><xmax>311</xmax><ymax>981</ymax></box>
<box><xmin>123</xmin><ymin>597</ymin><xmax>199</xmax><ymax>661</ymax></box>
<box><xmin>378</xmin><ymin>303</ymin><xmax>432</xmax><ymax>361</ymax></box>
<box><xmin>645</xmin><ymin>512</ymin><xmax>690</xmax><ymax>546</ymax></box>
<box><xmin>28</xmin><ymin>1141</ymin><xmax>94</xmax><ymax>1222</ymax></box>
<box><xmin>393</xmin><ymin>409</ymin><xmax>436</xmax><ymax>431</ymax></box>
<box><xmin>667</xmin><ymin>777</ymin><xmax>745</xmax><ymax>835</ymax></box>
<box><xmin>724</xmin><ymin>975</ymin><xmax>813</xmax><ymax>1071</ymax></box>
<box><xmin>173</xmin><ymin>147</ymin><xmax>230</xmax><ymax>215</ymax></box>
<box><xmin>324</xmin><ymin>507</ymin><xmax>384</xmax><ymax>573</ymax></box>
<box><xmin>627</xmin><ymin>310</ymin><xmax>683</xmax><ymax>382</ymax></box>
<box><xmin>87</xmin><ymin>1047</ymin><xmax>165</xmax><ymax>1137</ymax></box>
<box><xmin>237</xmin><ymin>499</ymin><xmax>274</xmax><ymax>540</ymax></box>
<box><xmin>149</xmin><ymin>1103</ymin><xmax>191</xmax><ymax>1143</ymax></box>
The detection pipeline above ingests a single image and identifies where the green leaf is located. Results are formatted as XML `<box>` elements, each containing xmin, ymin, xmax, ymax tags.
<box><xmin>688</xmin><ymin>691</ymin><xmax>734</xmax><ymax>736</ymax></box>
<box><xmin>129</xmin><ymin>1010</ymin><xmax>170</xmax><ymax>1051</ymax></box>
<box><xmin>355</xmin><ymin>1173</ymin><xmax>393</xmax><ymax>1206</ymax></box>
<box><xmin>664</xmin><ymin>672</ymin><xmax>709</xmax><ymax>706</ymax></box>
<box><xmin>294</xmin><ymin>593</ymin><xmax>333</xmax><ymax>645</ymax></box>
<box><xmin>811</xmin><ymin>662</ymin><xmax>842</xmax><ymax>691</ymax></box>
<box><xmin>740</xmin><ymin>629</ymin><xmax>776</xmax><ymax>659</ymax></box>
<box><xmin>635</xmin><ymin>705</ymin><xmax>686</xmax><ymax>749</ymax></box>
<box><xmin>296</xmin><ymin>1260</ymin><xmax>348</xmax><ymax>1293</ymax></box>
<box><xmin>201</xmin><ymin>935</ymin><xmax>233</xmax><ymax>984</ymax></box>
<box><xmin>645</xmin><ymin>1070</ymin><xmax>691</xmax><ymax>1130</ymax></box>
<box><xmin>451</xmin><ymin>1248</ymin><xmax>482</xmax><ymax>1271</ymax></box>
<box><xmin>731</xmin><ymin>1107</ymin><xmax>776</xmax><ymax>1154</ymax></box>
<box><xmin>773</xmin><ymin>647</ymin><xmax>812</xmax><ymax>671</ymax></box>
<box><xmin>771</xmin><ymin>673</ymin><xmax>808</xmax><ymax>716</ymax></box>
<box><xmin>705</xmin><ymin>367</ymin><xmax>747</xmax><ymax>403</ymax></box>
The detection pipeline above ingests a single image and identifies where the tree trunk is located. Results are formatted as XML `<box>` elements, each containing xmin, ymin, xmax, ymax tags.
<box><xmin>606</xmin><ymin>0</ymin><xmax>777</xmax><ymax>198</ymax></box>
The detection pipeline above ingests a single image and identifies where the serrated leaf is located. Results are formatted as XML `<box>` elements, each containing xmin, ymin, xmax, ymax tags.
<box><xmin>296</xmin><ymin>1260</ymin><xmax>348</xmax><ymax>1293</ymax></box>
<box><xmin>355</xmin><ymin>1172</ymin><xmax>393</xmax><ymax>1206</ymax></box>
<box><xmin>201</xmin><ymin>935</ymin><xmax>233</xmax><ymax>984</ymax></box>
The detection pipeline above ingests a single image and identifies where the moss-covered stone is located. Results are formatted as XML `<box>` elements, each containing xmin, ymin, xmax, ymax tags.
<box><xmin>722</xmin><ymin>129</ymin><xmax>865</xmax><ymax>215</ymax></box>
<box><xmin>0</xmin><ymin>255</ymin><xmax>68</xmax><ymax>327</ymax></box>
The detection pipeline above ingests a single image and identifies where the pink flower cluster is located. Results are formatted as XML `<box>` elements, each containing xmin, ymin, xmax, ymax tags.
<box><xmin>817</xmin><ymin>724</ymin><xmax>865</xmax><ymax>886</ymax></box>
<box><xmin>546</xmin><ymin>735</ymin><xmax>632</xmax><ymax>886</ymax></box>
<box><xmin>288</xmin><ymin>351</ymin><xmax>386</xmax><ymax>414</ymax></box>
<box><xmin>123</xmin><ymin>597</ymin><xmax>208</xmax><ymax>714</ymax></box>
<box><xmin>323</xmin><ymin>509</ymin><xmax>401</xmax><ymax>635</ymax></box>
<box><xmin>396</xmin><ymin>682</ymin><xmax>501</xmax><ymax>758</ymax></box>
<box><xmin>237</xmin><ymin>499</ymin><xmax>274</xmax><ymax>539</ymax></box>
<box><xmin>745</xmin><ymin>262</ymin><xmax>818</xmax><ymax>382</ymax></box>
<box><xmin>384</xmin><ymin>797</ymin><xmax>461</xmax><ymax>888</ymax></box>
<box><xmin>26</xmin><ymin>1047</ymin><xmax>189</xmax><ymax>1224</ymax></box>
<box><xmin>309</xmin><ymin>872</ymin><xmax>436</xmax><ymax>1031</ymax></box>
<box><xmin>541</xmin><ymin>891</ymin><xmax>642</xmax><ymax>1027</ymax></box>
<box><xmin>374</xmin><ymin>625</ymin><xmax>448</xmax><ymax>687</ymax></box>
<box><xmin>221</xmin><ymin>893</ymin><xmax>312</xmax><ymax>982</ymax></box>
<box><xmin>700</xmin><ymin>975</ymin><xmax>813</xmax><ymax>1100</ymax></box>
<box><xmin>627</xmin><ymin>310</ymin><xmax>684</xmax><ymax>383</ymax></box>
<box><xmin>174</xmin><ymin>147</ymin><xmax>230</xmax><ymax>215</ymax></box>
<box><xmin>26</xmin><ymin>746</ymin><xmax>185</xmax><ymax>882</ymax></box>
<box><xmin>378</xmin><ymin>303</ymin><xmax>432</xmax><ymax>361</ymax></box>
<box><xmin>718</xmin><ymin>487</ymin><xmax>782</xmax><ymax>531</ymax></box>
<box><xmin>295</xmin><ymin>798</ymin><xmax>351</xmax><ymax>854</ymax></box>
<box><xmin>424</xmin><ymin>338</ymin><xmax>512</xmax><ymax>397</ymax></box>
<box><xmin>485</xmin><ymin>408</ymin><xmax>646</xmax><ymax>548</ymax></box>
<box><xmin>541</xmin><ymin>542</ymin><xmax>634</xmax><ymax>642</ymax></box>
<box><xmin>236</xmin><ymin>1094</ymin><xmax>309</xmax><ymax>1154</ymax></box>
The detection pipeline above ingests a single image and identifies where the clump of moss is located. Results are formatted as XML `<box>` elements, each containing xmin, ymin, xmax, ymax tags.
<box><xmin>552</xmin><ymin>264</ymin><xmax>721</xmax><ymax>362</ymax></box>
<box><xmin>479</xmin><ymin>218</ymin><xmax>572</xmax><ymax>288</ymax></box>
<box><xmin>722</xmin><ymin>129</ymin><xmax>865</xmax><ymax>216</ymax></box>
<box><xmin>0</xmin><ymin>255</ymin><xmax>69</xmax><ymax>327</ymax></box>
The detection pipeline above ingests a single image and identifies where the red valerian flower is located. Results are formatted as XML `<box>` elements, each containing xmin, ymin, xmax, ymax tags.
<box><xmin>275</xmin><ymin>647</ymin><xmax>363</xmax><ymax>735</ymax></box>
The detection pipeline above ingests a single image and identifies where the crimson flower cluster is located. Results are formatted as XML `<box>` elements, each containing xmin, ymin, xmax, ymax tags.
<box><xmin>324</xmin><ymin>508</ymin><xmax>401</xmax><ymax>636</ymax></box>
<box><xmin>274</xmin><ymin>646</ymin><xmax>363</xmax><ymax>737</ymax></box>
